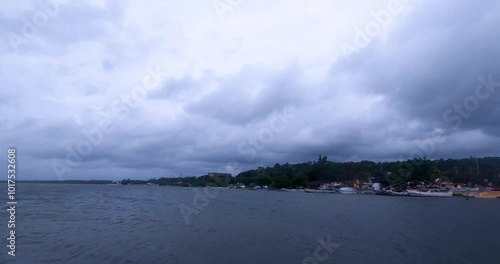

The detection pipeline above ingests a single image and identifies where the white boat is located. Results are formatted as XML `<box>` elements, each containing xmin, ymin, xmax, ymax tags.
<box><xmin>407</xmin><ymin>188</ymin><xmax>453</xmax><ymax>197</ymax></box>
<box><xmin>281</xmin><ymin>188</ymin><xmax>304</xmax><ymax>192</ymax></box>
<box><xmin>379</xmin><ymin>188</ymin><xmax>409</xmax><ymax>196</ymax></box>
<box><xmin>304</xmin><ymin>188</ymin><xmax>337</xmax><ymax>193</ymax></box>
<box><xmin>338</xmin><ymin>187</ymin><xmax>357</xmax><ymax>194</ymax></box>
<box><xmin>228</xmin><ymin>183</ymin><xmax>246</xmax><ymax>189</ymax></box>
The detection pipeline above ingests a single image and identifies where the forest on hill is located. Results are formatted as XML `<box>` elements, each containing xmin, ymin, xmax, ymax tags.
<box><xmin>232</xmin><ymin>155</ymin><xmax>500</xmax><ymax>188</ymax></box>
<box><xmin>130</xmin><ymin>156</ymin><xmax>500</xmax><ymax>188</ymax></box>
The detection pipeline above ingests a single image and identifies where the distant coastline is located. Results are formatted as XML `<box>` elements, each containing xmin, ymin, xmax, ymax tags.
<box><xmin>11</xmin><ymin>156</ymin><xmax>499</xmax><ymax>190</ymax></box>
<box><xmin>0</xmin><ymin>180</ymin><xmax>113</xmax><ymax>184</ymax></box>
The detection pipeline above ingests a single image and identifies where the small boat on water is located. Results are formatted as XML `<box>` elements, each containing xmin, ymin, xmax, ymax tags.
<box><xmin>281</xmin><ymin>188</ymin><xmax>304</xmax><ymax>192</ymax></box>
<box><xmin>304</xmin><ymin>188</ymin><xmax>337</xmax><ymax>194</ymax></box>
<box><xmin>382</xmin><ymin>189</ymin><xmax>409</xmax><ymax>196</ymax></box>
<box><xmin>228</xmin><ymin>183</ymin><xmax>246</xmax><ymax>189</ymax></box>
<box><xmin>373</xmin><ymin>183</ymin><xmax>408</xmax><ymax>196</ymax></box>
<box><xmin>338</xmin><ymin>187</ymin><xmax>357</xmax><ymax>194</ymax></box>
<box><xmin>452</xmin><ymin>186</ymin><xmax>480</xmax><ymax>197</ymax></box>
<box><xmin>372</xmin><ymin>183</ymin><xmax>387</xmax><ymax>195</ymax></box>
<box><xmin>407</xmin><ymin>188</ymin><xmax>453</xmax><ymax>197</ymax></box>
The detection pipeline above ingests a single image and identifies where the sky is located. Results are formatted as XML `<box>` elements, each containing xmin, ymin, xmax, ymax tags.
<box><xmin>1</xmin><ymin>0</ymin><xmax>499</xmax><ymax>180</ymax></box>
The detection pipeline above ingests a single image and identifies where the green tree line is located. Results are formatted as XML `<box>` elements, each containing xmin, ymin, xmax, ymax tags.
<box><xmin>124</xmin><ymin>156</ymin><xmax>500</xmax><ymax>188</ymax></box>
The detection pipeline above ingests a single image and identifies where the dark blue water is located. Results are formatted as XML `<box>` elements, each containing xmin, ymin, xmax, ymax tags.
<box><xmin>1</xmin><ymin>183</ymin><xmax>499</xmax><ymax>263</ymax></box>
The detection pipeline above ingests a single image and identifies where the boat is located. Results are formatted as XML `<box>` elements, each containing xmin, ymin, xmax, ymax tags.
<box><xmin>304</xmin><ymin>188</ymin><xmax>337</xmax><ymax>194</ymax></box>
<box><xmin>338</xmin><ymin>187</ymin><xmax>357</xmax><ymax>194</ymax></box>
<box><xmin>452</xmin><ymin>186</ymin><xmax>480</xmax><ymax>197</ymax></box>
<box><xmin>372</xmin><ymin>183</ymin><xmax>387</xmax><ymax>195</ymax></box>
<box><xmin>407</xmin><ymin>188</ymin><xmax>453</xmax><ymax>197</ymax></box>
<box><xmin>373</xmin><ymin>183</ymin><xmax>408</xmax><ymax>196</ymax></box>
<box><xmin>382</xmin><ymin>189</ymin><xmax>409</xmax><ymax>196</ymax></box>
<box><xmin>281</xmin><ymin>188</ymin><xmax>304</xmax><ymax>192</ymax></box>
<box><xmin>373</xmin><ymin>183</ymin><xmax>399</xmax><ymax>195</ymax></box>
<box><xmin>229</xmin><ymin>183</ymin><xmax>246</xmax><ymax>189</ymax></box>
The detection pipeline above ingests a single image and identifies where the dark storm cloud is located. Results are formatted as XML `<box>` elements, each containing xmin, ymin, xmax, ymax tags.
<box><xmin>181</xmin><ymin>63</ymin><xmax>306</xmax><ymax>125</ymax></box>
<box><xmin>330</xmin><ymin>0</ymin><xmax>500</xmax><ymax>136</ymax></box>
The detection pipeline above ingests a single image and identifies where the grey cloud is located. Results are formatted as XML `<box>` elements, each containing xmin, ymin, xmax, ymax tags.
<box><xmin>184</xmin><ymin>63</ymin><xmax>306</xmax><ymax>125</ymax></box>
<box><xmin>2</xmin><ymin>0</ymin><xmax>500</xmax><ymax>180</ymax></box>
<box><xmin>330</xmin><ymin>0</ymin><xmax>500</xmax><ymax>136</ymax></box>
<box><xmin>1</xmin><ymin>1</ymin><xmax>123</xmax><ymax>55</ymax></box>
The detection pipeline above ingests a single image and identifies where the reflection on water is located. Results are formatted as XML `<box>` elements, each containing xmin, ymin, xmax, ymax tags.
<box><xmin>1</xmin><ymin>183</ymin><xmax>499</xmax><ymax>264</ymax></box>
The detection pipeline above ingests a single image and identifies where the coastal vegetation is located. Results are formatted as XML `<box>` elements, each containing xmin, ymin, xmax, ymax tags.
<box><xmin>123</xmin><ymin>156</ymin><xmax>500</xmax><ymax>188</ymax></box>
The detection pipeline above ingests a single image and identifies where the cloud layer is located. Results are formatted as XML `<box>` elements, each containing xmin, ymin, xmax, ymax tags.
<box><xmin>1</xmin><ymin>0</ymin><xmax>499</xmax><ymax>180</ymax></box>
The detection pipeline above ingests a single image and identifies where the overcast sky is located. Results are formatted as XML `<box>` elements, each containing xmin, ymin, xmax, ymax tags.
<box><xmin>1</xmin><ymin>0</ymin><xmax>499</xmax><ymax>180</ymax></box>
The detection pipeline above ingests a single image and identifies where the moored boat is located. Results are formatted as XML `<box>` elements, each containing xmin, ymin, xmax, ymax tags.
<box><xmin>338</xmin><ymin>187</ymin><xmax>357</xmax><ymax>194</ymax></box>
<box><xmin>382</xmin><ymin>189</ymin><xmax>409</xmax><ymax>196</ymax></box>
<box><xmin>304</xmin><ymin>188</ymin><xmax>337</xmax><ymax>193</ymax></box>
<box><xmin>372</xmin><ymin>183</ymin><xmax>387</xmax><ymax>195</ymax></box>
<box><xmin>452</xmin><ymin>186</ymin><xmax>480</xmax><ymax>197</ymax></box>
<box><xmin>373</xmin><ymin>183</ymin><xmax>408</xmax><ymax>196</ymax></box>
<box><xmin>407</xmin><ymin>188</ymin><xmax>453</xmax><ymax>197</ymax></box>
<box><xmin>281</xmin><ymin>188</ymin><xmax>304</xmax><ymax>192</ymax></box>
